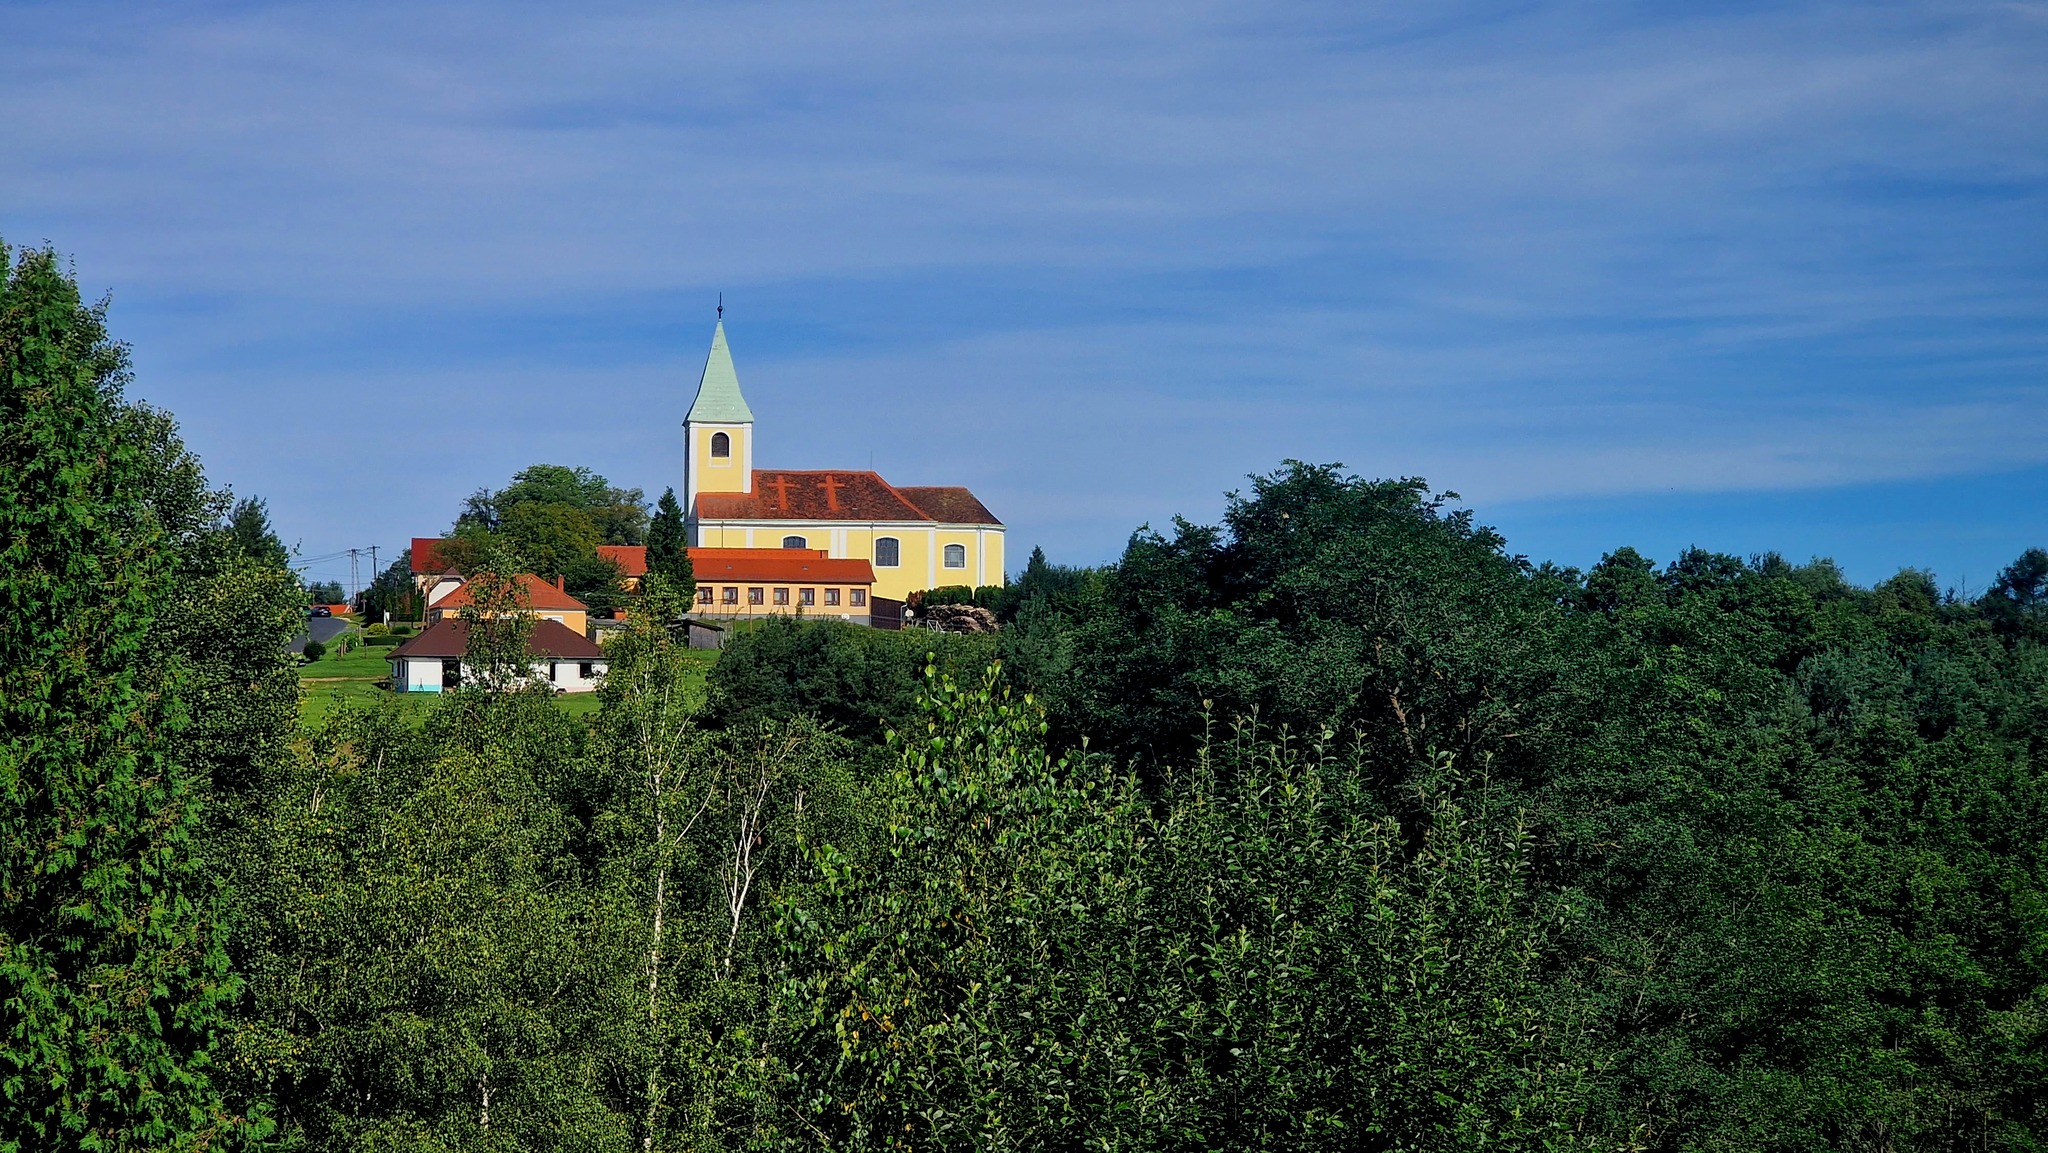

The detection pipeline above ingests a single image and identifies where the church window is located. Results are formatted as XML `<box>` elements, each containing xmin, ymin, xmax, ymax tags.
<box><xmin>773</xmin><ymin>588</ymin><xmax>789</xmax><ymax>605</ymax></box>
<box><xmin>850</xmin><ymin>590</ymin><xmax>867</xmax><ymax>607</ymax></box>
<box><xmin>825</xmin><ymin>588</ymin><xmax>841</xmax><ymax>606</ymax></box>
<box><xmin>722</xmin><ymin>587</ymin><xmax>738</xmax><ymax>605</ymax></box>
<box><xmin>698</xmin><ymin>587</ymin><xmax>714</xmax><ymax>605</ymax></box>
<box><xmin>943</xmin><ymin>543</ymin><xmax>967</xmax><ymax>569</ymax></box>
<box><xmin>711</xmin><ymin>431</ymin><xmax>731</xmax><ymax>458</ymax></box>
<box><xmin>874</xmin><ymin>537</ymin><xmax>900</xmax><ymax>567</ymax></box>
<box><xmin>800</xmin><ymin>588</ymin><xmax>815</xmax><ymax>606</ymax></box>
<box><xmin>748</xmin><ymin>587</ymin><xmax>764</xmax><ymax>605</ymax></box>
<box><xmin>782</xmin><ymin>535</ymin><xmax>807</xmax><ymax>549</ymax></box>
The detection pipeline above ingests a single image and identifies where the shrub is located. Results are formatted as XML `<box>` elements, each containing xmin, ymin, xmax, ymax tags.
<box><xmin>360</xmin><ymin>635</ymin><xmax>402</xmax><ymax>647</ymax></box>
<box><xmin>364</xmin><ymin>622</ymin><xmax>390</xmax><ymax>636</ymax></box>
<box><xmin>301</xmin><ymin>639</ymin><xmax>327</xmax><ymax>662</ymax></box>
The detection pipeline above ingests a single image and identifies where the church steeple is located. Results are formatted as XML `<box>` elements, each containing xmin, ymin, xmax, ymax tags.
<box><xmin>683</xmin><ymin>316</ymin><xmax>755</xmax><ymax>514</ymax></box>
<box><xmin>685</xmin><ymin>319</ymin><xmax>754</xmax><ymax>424</ymax></box>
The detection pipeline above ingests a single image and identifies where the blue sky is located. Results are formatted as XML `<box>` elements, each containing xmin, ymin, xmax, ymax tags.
<box><xmin>4</xmin><ymin>1</ymin><xmax>2044</xmax><ymax>592</ymax></box>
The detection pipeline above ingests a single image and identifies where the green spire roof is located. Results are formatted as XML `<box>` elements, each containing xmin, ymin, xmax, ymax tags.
<box><xmin>685</xmin><ymin>320</ymin><xmax>754</xmax><ymax>424</ymax></box>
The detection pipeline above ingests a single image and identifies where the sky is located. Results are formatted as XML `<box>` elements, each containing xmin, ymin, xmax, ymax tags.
<box><xmin>4</xmin><ymin>0</ymin><xmax>2045</xmax><ymax>593</ymax></box>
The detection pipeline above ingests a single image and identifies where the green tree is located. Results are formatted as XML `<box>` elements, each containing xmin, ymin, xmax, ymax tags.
<box><xmin>225</xmin><ymin>700</ymin><xmax>616</xmax><ymax>1150</ymax></box>
<box><xmin>360</xmin><ymin>550</ymin><xmax>423</xmax><ymax>623</ymax></box>
<box><xmin>460</xmin><ymin>464</ymin><xmax>647</xmax><ymax>546</ymax></box>
<box><xmin>226</xmin><ymin>496</ymin><xmax>288</xmax><ymax>568</ymax></box>
<box><xmin>0</xmin><ymin>241</ymin><xmax>253</xmax><ymax>1150</ymax></box>
<box><xmin>645</xmin><ymin>487</ymin><xmax>694</xmax><ymax>600</ymax></box>
<box><xmin>706</xmin><ymin>616</ymin><xmax>995</xmax><ymax>744</ymax></box>
<box><xmin>306</xmin><ymin>579</ymin><xmax>345</xmax><ymax>605</ymax></box>
<box><xmin>1982</xmin><ymin>546</ymin><xmax>2048</xmax><ymax>642</ymax></box>
<box><xmin>497</xmin><ymin>500</ymin><xmax>602</xmax><ymax>579</ymax></box>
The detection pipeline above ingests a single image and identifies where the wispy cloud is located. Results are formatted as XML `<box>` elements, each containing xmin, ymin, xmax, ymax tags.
<box><xmin>3</xmin><ymin>0</ymin><xmax>2043</xmax><ymax>576</ymax></box>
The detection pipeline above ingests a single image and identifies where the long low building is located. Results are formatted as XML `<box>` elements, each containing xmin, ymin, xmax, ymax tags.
<box><xmin>387</xmin><ymin>618</ymin><xmax>609</xmax><ymax>693</ymax></box>
<box><xmin>600</xmin><ymin>545</ymin><xmax>878</xmax><ymax>623</ymax></box>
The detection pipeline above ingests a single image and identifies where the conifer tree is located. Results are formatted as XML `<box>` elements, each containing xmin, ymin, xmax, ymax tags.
<box><xmin>225</xmin><ymin>496</ymin><xmax>288</xmax><ymax>568</ymax></box>
<box><xmin>646</xmin><ymin>487</ymin><xmax>694</xmax><ymax>601</ymax></box>
<box><xmin>0</xmin><ymin>243</ymin><xmax>247</xmax><ymax>1149</ymax></box>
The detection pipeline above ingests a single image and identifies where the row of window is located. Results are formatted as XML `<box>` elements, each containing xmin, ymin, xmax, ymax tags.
<box><xmin>699</xmin><ymin>586</ymin><xmax>869</xmax><ymax>608</ymax></box>
<box><xmin>435</xmin><ymin>658</ymin><xmax>596</xmax><ymax>687</ymax></box>
<box><xmin>774</xmin><ymin>535</ymin><xmax>966</xmax><ymax>569</ymax></box>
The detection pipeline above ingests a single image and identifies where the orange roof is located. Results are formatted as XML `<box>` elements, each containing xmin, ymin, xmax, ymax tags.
<box><xmin>597</xmin><ymin>544</ymin><xmax>646</xmax><ymax>576</ymax></box>
<box><xmin>688</xmin><ymin>548</ymin><xmax>874</xmax><ymax>585</ymax></box>
<box><xmin>432</xmin><ymin>572</ymin><xmax>587</xmax><ymax>613</ymax></box>
<box><xmin>694</xmin><ymin>470</ymin><xmax>999</xmax><ymax>525</ymax></box>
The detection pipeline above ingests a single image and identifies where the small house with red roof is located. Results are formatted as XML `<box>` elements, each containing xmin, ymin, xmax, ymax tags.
<box><xmin>425</xmin><ymin>572</ymin><xmax>590</xmax><ymax>634</ymax></box>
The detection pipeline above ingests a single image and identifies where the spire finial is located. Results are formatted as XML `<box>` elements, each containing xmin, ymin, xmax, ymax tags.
<box><xmin>717</xmin><ymin>292</ymin><xmax>724</xmax><ymax>321</ymax></box>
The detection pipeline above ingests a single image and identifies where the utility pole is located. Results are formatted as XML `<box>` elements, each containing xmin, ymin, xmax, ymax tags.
<box><xmin>348</xmin><ymin>548</ymin><xmax>361</xmax><ymax>606</ymax></box>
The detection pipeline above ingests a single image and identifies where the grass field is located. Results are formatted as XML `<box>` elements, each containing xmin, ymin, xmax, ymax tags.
<box><xmin>297</xmin><ymin>636</ymin><xmax>719</xmax><ymax>727</ymax></box>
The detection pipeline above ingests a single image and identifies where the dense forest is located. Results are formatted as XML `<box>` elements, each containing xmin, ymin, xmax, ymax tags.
<box><xmin>5</xmin><ymin>242</ymin><xmax>2046</xmax><ymax>1151</ymax></box>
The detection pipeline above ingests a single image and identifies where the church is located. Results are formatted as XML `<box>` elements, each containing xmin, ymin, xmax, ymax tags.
<box><xmin>682</xmin><ymin>320</ymin><xmax>1005</xmax><ymax>603</ymax></box>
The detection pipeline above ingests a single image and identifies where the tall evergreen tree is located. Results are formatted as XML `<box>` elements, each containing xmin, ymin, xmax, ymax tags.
<box><xmin>645</xmin><ymin>487</ymin><xmax>694</xmax><ymax>601</ymax></box>
<box><xmin>0</xmin><ymin>242</ymin><xmax>250</xmax><ymax>1149</ymax></box>
<box><xmin>225</xmin><ymin>496</ymin><xmax>288</xmax><ymax>568</ymax></box>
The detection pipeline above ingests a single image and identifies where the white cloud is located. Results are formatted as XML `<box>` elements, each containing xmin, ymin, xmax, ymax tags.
<box><xmin>2</xmin><ymin>0</ymin><xmax>2044</xmax><ymax>564</ymax></box>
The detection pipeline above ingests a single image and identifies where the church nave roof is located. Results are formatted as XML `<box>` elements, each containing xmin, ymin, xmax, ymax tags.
<box><xmin>695</xmin><ymin>470</ymin><xmax>1001</xmax><ymax>526</ymax></box>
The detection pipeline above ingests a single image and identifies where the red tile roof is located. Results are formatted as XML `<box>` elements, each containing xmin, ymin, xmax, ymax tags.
<box><xmin>597</xmin><ymin>544</ymin><xmax>646</xmax><ymax>576</ymax></box>
<box><xmin>431</xmin><ymin>572</ymin><xmax>588</xmax><ymax>613</ymax></box>
<box><xmin>694</xmin><ymin>471</ymin><xmax>997</xmax><ymax>525</ymax></box>
<box><xmin>411</xmin><ymin>537</ymin><xmax>452</xmax><ymax>574</ymax></box>
<box><xmin>602</xmin><ymin>544</ymin><xmax>870</xmax><ymax>584</ymax></box>
<box><xmin>388</xmin><ymin>618</ymin><xmax>605</xmax><ymax>661</ymax></box>
<box><xmin>896</xmin><ymin>486</ymin><xmax>1003</xmax><ymax>526</ymax></box>
<box><xmin>689</xmin><ymin>548</ymin><xmax>875</xmax><ymax>585</ymax></box>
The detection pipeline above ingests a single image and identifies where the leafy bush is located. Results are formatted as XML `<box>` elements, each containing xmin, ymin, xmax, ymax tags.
<box><xmin>300</xmin><ymin>639</ymin><xmax>326</xmax><ymax>661</ymax></box>
<box><xmin>359</xmin><ymin>635</ymin><xmax>402</xmax><ymax>647</ymax></box>
<box><xmin>706</xmin><ymin>615</ymin><xmax>995</xmax><ymax>742</ymax></box>
<box><xmin>364</xmin><ymin>622</ymin><xmax>389</xmax><ymax>636</ymax></box>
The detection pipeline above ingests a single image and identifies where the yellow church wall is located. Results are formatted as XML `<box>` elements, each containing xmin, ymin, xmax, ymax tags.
<box><xmin>687</xmin><ymin>423</ymin><xmax>751</xmax><ymax>499</ymax></box>
<box><xmin>692</xmin><ymin>520</ymin><xmax>1005</xmax><ymax>603</ymax></box>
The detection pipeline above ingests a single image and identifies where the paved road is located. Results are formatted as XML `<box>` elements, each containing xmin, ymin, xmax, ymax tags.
<box><xmin>289</xmin><ymin>616</ymin><xmax>353</xmax><ymax>654</ymax></box>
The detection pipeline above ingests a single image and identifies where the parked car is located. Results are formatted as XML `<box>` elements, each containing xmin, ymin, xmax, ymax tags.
<box><xmin>309</xmin><ymin>606</ymin><xmax>332</xmax><ymax>618</ymax></box>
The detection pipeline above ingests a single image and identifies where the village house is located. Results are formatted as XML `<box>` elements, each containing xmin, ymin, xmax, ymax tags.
<box><xmin>387</xmin><ymin>618</ymin><xmax>608</xmax><ymax>693</ymax></box>
<box><xmin>424</xmin><ymin>571</ymin><xmax>589</xmax><ymax>634</ymax></box>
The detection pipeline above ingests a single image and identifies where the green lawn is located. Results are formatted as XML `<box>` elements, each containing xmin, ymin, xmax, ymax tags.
<box><xmin>297</xmin><ymin>640</ymin><xmax>718</xmax><ymax>727</ymax></box>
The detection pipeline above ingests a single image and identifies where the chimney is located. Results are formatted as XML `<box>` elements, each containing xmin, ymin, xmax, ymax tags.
<box><xmin>556</xmin><ymin>574</ymin><xmax>565</xmax><ymax>592</ymax></box>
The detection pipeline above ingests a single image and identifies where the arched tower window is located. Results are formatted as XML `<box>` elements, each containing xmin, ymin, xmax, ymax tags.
<box><xmin>782</xmin><ymin>535</ymin><xmax>807</xmax><ymax>549</ymax></box>
<box><xmin>710</xmin><ymin>431</ymin><xmax>731</xmax><ymax>458</ymax></box>
<box><xmin>874</xmin><ymin>537</ymin><xmax>900</xmax><ymax>567</ymax></box>
<box><xmin>943</xmin><ymin>544</ymin><xmax>967</xmax><ymax>569</ymax></box>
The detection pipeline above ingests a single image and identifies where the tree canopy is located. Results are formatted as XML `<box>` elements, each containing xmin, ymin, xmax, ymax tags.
<box><xmin>9</xmin><ymin>241</ymin><xmax>2047</xmax><ymax>1151</ymax></box>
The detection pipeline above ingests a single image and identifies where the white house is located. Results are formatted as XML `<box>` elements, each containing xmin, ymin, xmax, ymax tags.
<box><xmin>387</xmin><ymin>618</ymin><xmax>608</xmax><ymax>693</ymax></box>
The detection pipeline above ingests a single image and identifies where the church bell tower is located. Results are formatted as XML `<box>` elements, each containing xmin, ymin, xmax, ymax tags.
<box><xmin>683</xmin><ymin>316</ymin><xmax>754</xmax><ymax>519</ymax></box>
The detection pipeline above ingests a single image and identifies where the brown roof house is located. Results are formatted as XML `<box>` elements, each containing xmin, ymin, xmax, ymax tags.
<box><xmin>388</xmin><ymin>618</ymin><xmax>608</xmax><ymax>694</ymax></box>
